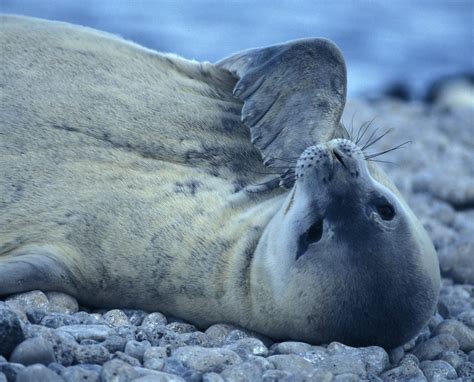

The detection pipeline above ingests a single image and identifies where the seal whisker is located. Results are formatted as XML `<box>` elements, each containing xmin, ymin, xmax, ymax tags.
<box><xmin>365</xmin><ymin>140</ymin><xmax>412</xmax><ymax>159</ymax></box>
<box><xmin>361</xmin><ymin>127</ymin><xmax>381</xmax><ymax>149</ymax></box>
<box><xmin>362</xmin><ymin>128</ymin><xmax>393</xmax><ymax>151</ymax></box>
<box><xmin>365</xmin><ymin>158</ymin><xmax>397</xmax><ymax>165</ymax></box>
<box><xmin>340</xmin><ymin>122</ymin><xmax>352</xmax><ymax>141</ymax></box>
<box><xmin>355</xmin><ymin>117</ymin><xmax>377</xmax><ymax>145</ymax></box>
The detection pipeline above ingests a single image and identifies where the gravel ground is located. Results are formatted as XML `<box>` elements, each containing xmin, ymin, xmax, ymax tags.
<box><xmin>0</xmin><ymin>99</ymin><xmax>473</xmax><ymax>381</ymax></box>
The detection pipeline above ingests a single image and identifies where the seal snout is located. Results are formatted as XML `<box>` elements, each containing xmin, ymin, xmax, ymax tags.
<box><xmin>295</xmin><ymin>139</ymin><xmax>363</xmax><ymax>184</ymax></box>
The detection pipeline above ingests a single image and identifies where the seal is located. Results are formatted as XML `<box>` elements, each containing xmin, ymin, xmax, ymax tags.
<box><xmin>0</xmin><ymin>15</ymin><xmax>440</xmax><ymax>348</ymax></box>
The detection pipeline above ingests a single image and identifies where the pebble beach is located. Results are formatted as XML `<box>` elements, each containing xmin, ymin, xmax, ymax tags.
<box><xmin>0</xmin><ymin>98</ymin><xmax>473</xmax><ymax>381</ymax></box>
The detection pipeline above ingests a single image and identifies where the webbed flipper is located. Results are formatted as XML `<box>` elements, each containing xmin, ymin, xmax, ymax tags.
<box><xmin>217</xmin><ymin>38</ymin><xmax>347</xmax><ymax>189</ymax></box>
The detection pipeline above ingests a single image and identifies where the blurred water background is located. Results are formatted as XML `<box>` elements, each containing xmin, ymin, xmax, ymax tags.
<box><xmin>1</xmin><ymin>0</ymin><xmax>472</xmax><ymax>98</ymax></box>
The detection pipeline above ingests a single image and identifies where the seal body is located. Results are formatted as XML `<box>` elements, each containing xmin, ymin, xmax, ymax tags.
<box><xmin>0</xmin><ymin>15</ymin><xmax>440</xmax><ymax>348</ymax></box>
<box><xmin>0</xmin><ymin>14</ymin><xmax>277</xmax><ymax>325</ymax></box>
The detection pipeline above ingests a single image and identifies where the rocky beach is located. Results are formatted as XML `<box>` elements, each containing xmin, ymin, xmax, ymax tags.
<box><xmin>0</xmin><ymin>98</ymin><xmax>473</xmax><ymax>381</ymax></box>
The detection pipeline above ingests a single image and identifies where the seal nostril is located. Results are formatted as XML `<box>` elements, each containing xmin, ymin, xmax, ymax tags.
<box><xmin>333</xmin><ymin>150</ymin><xmax>347</xmax><ymax>169</ymax></box>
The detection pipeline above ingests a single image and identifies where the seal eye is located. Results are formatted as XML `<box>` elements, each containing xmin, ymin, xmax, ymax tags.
<box><xmin>376</xmin><ymin>204</ymin><xmax>395</xmax><ymax>221</ymax></box>
<box><xmin>296</xmin><ymin>220</ymin><xmax>323</xmax><ymax>259</ymax></box>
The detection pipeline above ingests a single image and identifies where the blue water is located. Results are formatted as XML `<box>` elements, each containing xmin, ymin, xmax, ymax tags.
<box><xmin>1</xmin><ymin>0</ymin><xmax>472</xmax><ymax>97</ymax></box>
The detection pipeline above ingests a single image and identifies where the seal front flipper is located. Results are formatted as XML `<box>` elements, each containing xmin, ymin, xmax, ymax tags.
<box><xmin>0</xmin><ymin>245</ymin><xmax>77</xmax><ymax>296</ymax></box>
<box><xmin>216</xmin><ymin>38</ymin><xmax>347</xmax><ymax>189</ymax></box>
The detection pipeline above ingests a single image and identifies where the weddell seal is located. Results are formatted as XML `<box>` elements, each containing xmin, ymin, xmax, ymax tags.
<box><xmin>0</xmin><ymin>15</ymin><xmax>440</xmax><ymax>348</ymax></box>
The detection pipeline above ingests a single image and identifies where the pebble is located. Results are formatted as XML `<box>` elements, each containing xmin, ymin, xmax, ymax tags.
<box><xmin>162</xmin><ymin>358</ymin><xmax>201</xmax><ymax>381</ymax></box>
<box><xmin>122</xmin><ymin>309</ymin><xmax>147</xmax><ymax>326</ymax></box>
<box><xmin>428</xmin><ymin>313</ymin><xmax>444</xmax><ymax>331</ymax></box>
<box><xmin>440</xmin><ymin>350</ymin><xmax>465</xmax><ymax>370</ymax></box>
<box><xmin>124</xmin><ymin>340</ymin><xmax>151</xmax><ymax>363</ymax></box>
<box><xmin>45</xmin><ymin>292</ymin><xmax>79</xmax><ymax>314</ymax></box>
<box><xmin>113</xmin><ymin>351</ymin><xmax>141</xmax><ymax>367</ymax></box>
<box><xmin>39</xmin><ymin>330</ymin><xmax>78</xmax><ymax>366</ymax></box>
<box><xmin>0</xmin><ymin>309</ymin><xmax>25</xmax><ymax>357</ymax></box>
<box><xmin>270</xmin><ymin>341</ymin><xmax>313</xmax><ymax>355</ymax></box>
<box><xmin>204</xmin><ymin>324</ymin><xmax>236</xmax><ymax>347</ymax></box>
<box><xmin>458</xmin><ymin>310</ymin><xmax>474</xmax><ymax>328</ymax></box>
<box><xmin>309</xmin><ymin>370</ymin><xmax>335</xmax><ymax>381</ymax></box>
<box><xmin>202</xmin><ymin>372</ymin><xmax>223</xmax><ymax>382</ymax></box>
<box><xmin>438</xmin><ymin>284</ymin><xmax>473</xmax><ymax>317</ymax></box>
<box><xmin>141</xmin><ymin>312</ymin><xmax>167</xmax><ymax>327</ymax></box>
<box><xmin>41</xmin><ymin>313</ymin><xmax>80</xmax><ymax>328</ymax></box>
<box><xmin>439</xmin><ymin>240</ymin><xmax>474</xmax><ymax>284</ymax></box>
<box><xmin>9</xmin><ymin>336</ymin><xmax>56</xmax><ymax>366</ymax></box>
<box><xmin>399</xmin><ymin>353</ymin><xmax>420</xmax><ymax>368</ymax></box>
<box><xmin>333</xmin><ymin>373</ymin><xmax>360</xmax><ymax>382</ymax></box>
<box><xmin>116</xmin><ymin>325</ymin><xmax>139</xmax><ymax>341</ymax></box>
<box><xmin>133</xmin><ymin>370</ymin><xmax>185</xmax><ymax>382</ymax></box>
<box><xmin>0</xmin><ymin>363</ymin><xmax>25</xmax><ymax>382</ymax></box>
<box><xmin>326</xmin><ymin>342</ymin><xmax>389</xmax><ymax>375</ymax></box>
<box><xmin>80</xmin><ymin>339</ymin><xmax>98</xmax><ymax>346</ymax></box>
<box><xmin>262</xmin><ymin>369</ymin><xmax>292</xmax><ymax>381</ymax></box>
<box><xmin>5</xmin><ymin>291</ymin><xmax>49</xmax><ymax>312</ymax></box>
<box><xmin>224</xmin><ymin>337</ymin><xmax>269</xmax><ymax>359</ymax></box>
<box><xmin>433</xmin><ymin>319</ymin><xmax>474</xmax><ymax>352</ymax></box>
<box><xmin>317</xmin><ymin>354</ymin><xmax>368</xmax><ymax>378</ymax></box>
<box><xmin>24</xmin><ymin>309</ymin><xmax>46</xmax><ymax>325</ymax></box>
<box><xmin>48</xmin><ymin>362</ymin><xmax>67</xmax><ymax>375</ymax></box>
<box><xmin>101</xmin><ymin>335</ymin><xmax>126</xmax><ymax>353</ymax></box>
<box><xmin>220</xmin><ymin>361</ymin><xmax>262</xmax><ymax>381</ymax></box>
<box><xmin>388</xmin><ymin>346</ymin><xmax>405</xmax><ymax>365</ymax></box>
<box><xmin>73</xmin><ymin>312</ymin><xmax>103</xmax><ymax>325</ymax></box>
<box><xmin>74</xmin><ymin>344</ymin><xmax>110</xmax><ymax>365</ymax></box>
<box><xmin>15</xmin><ymin>364</ymin><xmax>63</xmax><ymax>382</ymax></box>
<box><xmin>179</xmin><ymin>331</ymin><xmax>211</xmax><ymax>347</ymax></box>
<box><xmin>61</xmin><ymin>365</ymin><xmax>100</xmax><ymax>382</ymax></box>
<box><xmin>143</xmin><ymin>347</ymin><xmax>168</xmax><ymax>371</ymax></box>
<box><xmin>458</xmin><ymin>361</ymin><xmax>474</xmax><ymax>379</ymax></box>
<box><xmin>103</xmin><ymin>310</ymin><xmax>130</xmax><ymax>327</ymax></box>
<box><xmin>0</xmin><ymin>301</ymin><xmax>27</xmax><ymax>323</ymax></box>
<box><xmin>171</xmin><ymin>346</ymin><xmax>242</xmax><ymax>374</ymax></box>
<box><xmin>57</xmin><ymin>325</ymin><xmax>116</xmax><ymax>342</ymax></box>
<box><xmin>143</xmin><ymin>326</ymin><xmax>179</xmax><ymax>347</ymax></box>
<box><xmin>300</xmin><ymin>348</ymin><xmax>328</xmax><ymax>365</ymax></box>
<box><xmin>420</xmin><ymin>359</ymin><xmax>457</xmax><ymax>380</ymax></box>
<box><xmin>225</xmin><ymin>329</ymin><xmax>273</xmax><ymax>348</ymax></box>
<box><xmin>166</xmin><ymin>322</ymin><xmax>197</xmax><ymax>334</ymax></box>
<box><xmin>266</xmin><ymin>354</ymin><xmax>314</xmax><ymax>374</ymax></box>
<box><xmin>412</xmin><ymin>334</ymin><xmax>460</xmax><ymax>361</ymax></box>
<box><xmin>380</xmin><ymin>363</ymin><xmax>426</xmax><ymax>381</ymax></box>
<box><xmin>246</xmin><ymin>355</ymin><xmax>274</xmax><ymax>372</ymax></box>
<box><xmin>100</xmin><ymin>359</ymin><xmax>138</xmax><ymax>381</ymax></box>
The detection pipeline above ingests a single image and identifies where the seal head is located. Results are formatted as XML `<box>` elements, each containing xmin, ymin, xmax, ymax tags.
<box><xmin>252</xmin><ymin>138</ymin><xmax>440</xmax><ymax>348</ymax></box>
